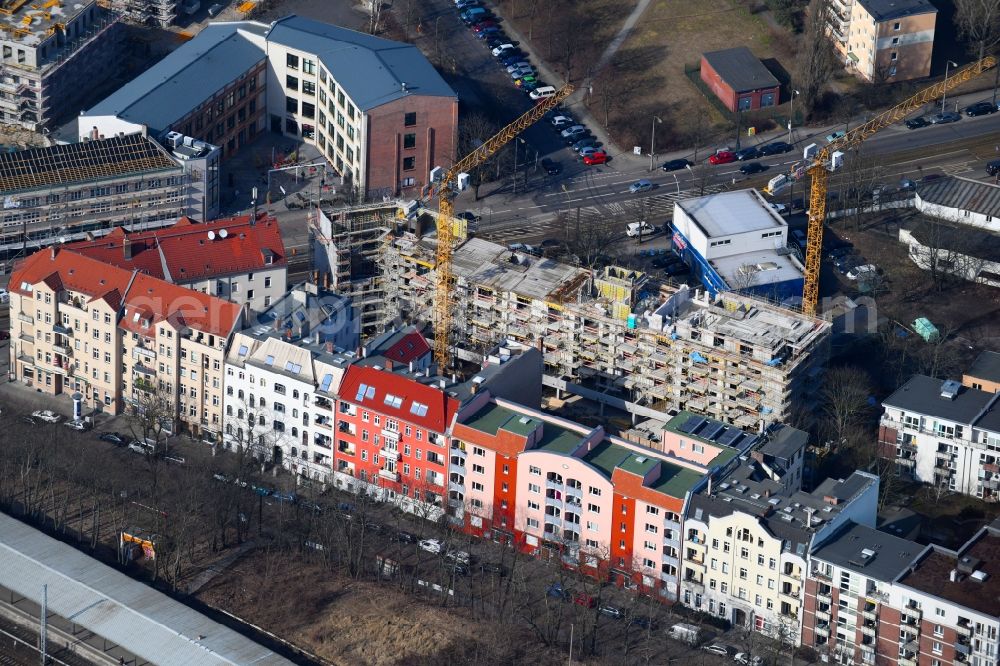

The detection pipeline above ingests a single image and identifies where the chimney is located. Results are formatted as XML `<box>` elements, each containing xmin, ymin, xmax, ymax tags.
<box><xmin>326</xmin><ymin>341</ymin><xmax>334</xmax><ymax>354</ymax></box>
<box><xmin>471</xmin><ymin>382</ymin><xmax>478</xmax><ymax>395</ymax></box>
<box><xmin>50</xmin><ymin>245</ymin><xmax>57</xmax><ymax>259</ymax></box>
<box><xmin>386</xmin><ymin>360</ymin><xmax>393</xmax><ymax>371</ymax></box>
<box><xmin>362</xmin><ymin>346</ymin><xmax>368</xmax><ymax>359</ymax></box>
<box><xmin>424</xmin><ymin>367</ymin><xmax>431</xmax><ymax>377</ymax></box>
<box><xmin>123</xmin><ymin>236</ymin><xmax>132</xmax><ymax>260</ymax></box>
<box><xmin>274</xmin><ymin>317</ymin><xmax>282</xmax><ymax>332</ymax></box>
<box><xmin>409</xmin><ymin>361</ymin><xmax>415</xmax><ymax>372</ymax></box>
<box><xmin>439</xmin><ymin>379</ymin><xmax>446</xmax><ymax>389</ymax></box>
<box><xmin>312</xmin><ymin>270</ymin><xmax>319</xmax><ymax>284</ymax></box>
<box><xmin>285</xmin><ymin>328</ymin><xmax>292</xmax><ymax>340</ymax></box>
<box><xmin>707</xmin><ymin>476</ymin><xmax>712</xmax><ymax>495</ymax></box>
<box><xmin>314</xmin><ymin>331</ymin><xmax>320</xmax><ymax>345</ymax></box>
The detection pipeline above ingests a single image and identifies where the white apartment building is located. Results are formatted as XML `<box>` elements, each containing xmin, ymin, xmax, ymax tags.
<box><xmin>223</xmin><ymin>284</ymin><xmax>358</xmax><ymax>482</ymax></box>
<box><xmin>879</xmin><ymin>375</ymin><xmax>1000</xmax><ymax>501</ymax></box>
<box><xmin>681</xmin><ymin>469</ymin><xmax>878</xmax><ymax>644</ymax></box>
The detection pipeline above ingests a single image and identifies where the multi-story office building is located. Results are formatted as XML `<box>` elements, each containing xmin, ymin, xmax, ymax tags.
<box><xmin>223</xmin><ymin>283</ymin><xmax>360</xmax><ymax>482</ymax></box>
<box><xmin>804</xmin><ymin>522</ymin><xmax>926</xmax><ymax>665</ymax></box>
<box><xmin>0</xmin><ymin>0</ymin><xmax>124</xmax><ymax>131</ymax></box>
<box><xmin>828</xmin><ymin>0</ymin><xmax>937</xmax><ymax>82</ymax></box>
<box><xmin>388</xmin><ymin>236</ymin><xmax>831</xmax><ymax>429</ymax></box>
<box><xmin>82</xmin><ymin>15</ymin><xmax>458</xmax><ymax>197</ymax></box>
<box><xmin>0</xmin><ymin>132</ymin><xmax>219</xmax><ymax>257</ymax></box>
<box><xmin>878</xmin><ymin>374</ymin><xmax>1000</xmax><ymax>500</ymax></box>
<box><xmin>681</xmin><ymin>466</ymin><xmax>878</xmax><ymax>644</ymax></box>
<box><xmin>7</xmin><ymin>246</ymin><xmax>242</xmax><ymax>438</ymax></box>
<box><xmin>64</xmin><ymin>212</ymin><xmax>286</xmax><ymax>314</ymax></box>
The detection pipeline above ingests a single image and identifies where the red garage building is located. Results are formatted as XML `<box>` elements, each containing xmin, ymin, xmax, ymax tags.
<box><xmin>700</xmin><ymin>47</ymin><xmax>780</xmax><ymax>113</ymax></box>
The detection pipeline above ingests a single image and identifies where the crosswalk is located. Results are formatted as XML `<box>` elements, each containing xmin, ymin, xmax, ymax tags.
<box><xmin>479</xmin><ymin>184</ymin><xmax>728</xmax><ymax>242</ymax></box>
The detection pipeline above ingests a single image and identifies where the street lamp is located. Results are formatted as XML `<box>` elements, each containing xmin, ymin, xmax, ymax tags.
<box><xmin>650</xmin><ymin>116</ymin><xmax>662</xmax><ymax>172</ymax></box>
<box><xmin>788</xmin><ymin>89</ymin><xmax>800</xmax><ymax>145</ymax></box>
<box><xmin>942</xmin><ymin>60</ymin><xmax>958</xmax><ymax>114</ymax></box>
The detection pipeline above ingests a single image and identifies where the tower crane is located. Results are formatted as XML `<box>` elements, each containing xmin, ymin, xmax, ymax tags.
<box><xmin>428</xmin><ymin>85</ymin><xmax>574</xmax><ymax>367</ymax></box>
<box><xmin>800</xmin><ymin>56</ymin><xmax>997</xmax><ymax>316</ymax></box>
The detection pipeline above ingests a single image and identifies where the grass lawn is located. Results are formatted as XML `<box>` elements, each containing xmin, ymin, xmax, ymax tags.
<box><xmin>592</xmin><ymin>0</ymin><xmax>799</xmax><ymax>152</ymax></box>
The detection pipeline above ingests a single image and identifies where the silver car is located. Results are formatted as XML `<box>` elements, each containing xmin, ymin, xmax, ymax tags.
<box><xmin>560</xmin><ymin>125</ymin><xmax>586</xmax><ymax>139</ymax></box>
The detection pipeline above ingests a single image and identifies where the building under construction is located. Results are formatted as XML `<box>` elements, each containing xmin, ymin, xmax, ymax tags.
<box><xmin>104</xmin><ymin>0</ymin><xmax>174</xmax><ymax>27</ymax></box>
<box><xmin>382</xmin><ymin>235</ymin><xmax>831</xmax><ymax>429</ymax></box>
<box><xmin>0</xmin><ymin>131</ymin><xmax>219</xmax><ymax>258</ymax></box>
<box><xmin>0</xmin><ymin>0</ymin><xmax>124</xmax><ymax>131</ymax></box>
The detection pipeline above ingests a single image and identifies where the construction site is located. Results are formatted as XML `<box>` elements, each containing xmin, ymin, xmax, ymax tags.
<box><xmin>310</xmin><ymin>200</ymin><xmax>832</xmax><ymax>430</ymax></box>
<box><xmin>0</xmin><ymin>0</ymin><xmax>124</xmax><ymax>132</ymax></box>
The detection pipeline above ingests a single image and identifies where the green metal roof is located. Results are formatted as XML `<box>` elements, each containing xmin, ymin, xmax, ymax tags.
<box><xmin>615</xmin><ymin>450</ymin><xmax>661</xmax><ymax>477</ymax></box>
<box><xmin>460</xmin><ymin>402</ymin><xmax>542</xmax><ymax>438</ymax></box>
<box><xmin>649</xmin><ymin>465</ymin><xmax>705</xmax><ymax>498</ymax></box>
<box><xmin>535</xmin><ymin>423</ymin><xmax>586</xmax><ymax>455</ymax></box>
<box><xmin>581</xmin><ymin>441</ymin><xmax>629</xmax><ymax>478</ymax></box>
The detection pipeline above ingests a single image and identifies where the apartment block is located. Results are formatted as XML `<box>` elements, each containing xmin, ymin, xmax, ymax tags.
<box><xmin>964</xmin><ymin>351</ymin><xmax>1000</xmax><ymax>394</ymax></box>
<box><xmin>829</xmin><ymin>0</ymin><xmax>937</xmax><ymax>82</ymax></box>
<box><xmin>331</xmin><ymin>344</ymin><xmax>542</xmax><ymax>520</ymax></box>
<box><xmin>0</xmin><ymin>0</ymin><xmax>124</xmax><ymax>131</ymax></box>
<box><xmin>804</xmin><ymin>523</ymin><xmax>925</xmax><ymax>664</ymax></box>
<box><xmin>681</xmin><ymin>467</ymin><xmax>878</xmax><ymax>644</ymax></box>
<box><xmin>878</xmin><ymin>375</ymin><xmax>1000</xmax><ymax>500</ymax></box>
<box><xmin>64</xmin><ymin>212</ymin><xmax>286</xmax><ymax>314</ymax></box>
<box><xmin>82</xmin><ymin>16</ymin><xmax>457</xmax><ymax>197</ymax></box>
<box><xmin>0</xmin><ymin>132</ymin><xmax>219</xmax><ymax>257</ymax></box>
<box><xmin>223</xmin><ymin>284</ymin><xmax>360</xmax><ymax>482</ymax></box>
<box><xmin>894</xmin><ymin>520</ymin><xmax>1000</xmax><ymax>666</ymax></box>
<box><xmin>388</xmin><ymin>236</ymin><xmax>831</xmax><ymax>429</ymax></box>
<box><xmin>7</xmin><ymin>246</ymin><xmax>242</xmax><ymax>439</ymax></box>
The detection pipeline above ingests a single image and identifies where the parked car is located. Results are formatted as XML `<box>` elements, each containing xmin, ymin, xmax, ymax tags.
<box><xmin>628</xmin><ymin>179</ymin><xmax>653</xmax><ymax>193</ymax></box>
<box><xmin>739</xmin><ymin>161</ymin><xmax>765</xmax><ymax>175</ymax></box>
<box><xmin>127</xmin><ymin>440</ymin><xmax>152</xmax><ymax>455</ymax></box>
<box><xmin>847</xmin><ymin>264</ymin><xmax>878</xmax><ymax>280</ymax></box>
<box><xmin>471</xmin><ymin>18</ymin><xmax>497</xmax><ymax>31</ymax></box>
<box><xmin>444</xmin><ymin>549</ymin><xmax>471</xmax><ymax>565</ymax></box>
<box><xmin>987</xmin><ymin>159</ymin><xmax>1000</xmax><ymax>176</ymax></box>
<box><xmin>461</xmin><ymin>7</ymin><xmax>490</xmax><ymax>23</ymax></box>
<box><xmin>929</xmin><ymin>111</ymin><xmax>961</xmax><ymax>124</ymax></box>
<box><xmin>709</xmin><ymin>150</ymin><xmax>736</xmax><ymax>165</ymax></box>
<box><xmin>475</xmin><ymin>25</ymin><xmax>502</xmax><ymax>38</ymax></box>
<box><xmin>31</xmin><ymin>410</ymin><xmax>61</xmax><ymax>423</ymax></box>
<box><xmin>509</xmin><ymin>66</ymin><xmax>535</xmax><ymax>79</ymax></box>
<box><xmin>455</xmin><ymin>0</ymin><xmax>480</xmax><ymax>8</ymax></box>
<box><xmin>64</xmin><ymin>419</ymin><xmax>90</xmax><ymax>431</ymax></box>
<box><xmin>899</xmin><ymin>178</ymin><xmax>917</xmax><ymax>191</ymax></box>
<box><xmin>574</xmin><ymin>593</ymin><xmax>597</xmax><ymax>608</ymax></box>
<box><xmin>560</xmin><ymin>125</ymin><xmax>587</xmax><ymax>139</ymax></box>
<box><xmin>825</xmin><ymin>130</ymin><xmax>846</xmax><ymax>143</ymax></box>
<box><xmin>550</xmin><ymin>114</ymin><xmax>574</xmax><ymax>128</ymax></box>
<box><xmin>530</xmin><ymin>86</ymin><xmax>557</xmax><ymax>100</ymax></box>
<box><xmin>206</xmin><ymin>2</ymin><xmax>224</xmax><ymax>17</ymax></box>
<box><xmin>445</xmin><ymin>561</ymin><xmax>470</xmax><ymax>576</ymax></box>
<box><xmin>703</xmin><ymin>644</ymin><xmax>735</xmax><ymax>656</ymax></box>
<box><xmin>491</xmin><ymin>43</ymin><xmax>516</xmax><ymax>57</ymax></box>
<box><xmin>480</xmin><ymin>562</ymin><xmax>508</xmax><ymax>576</ymax></box>
<box><xmin>506</xmin><ymin>61</ymin><xmax>531</xmax><ymax>73</ymax></box>
<box><xmin>418</xmin><ymin>538</ymin><xmax>443</xmax><ymax>554</ymax></box>
<box><xmin>769</xmin><ymin>202</ymin><xmax>787</xmax><ymax>214</ymax></box>
<box><xmin>965</xmin><ymin>100</ymin><xmax>997</xmax><ymax>117</ymax></box>
<box><xmin>578</xmin><ymin>146</ymin><xmax>600</xmax><ymax>159</ymax></box>
<box><xmin>99</xmin><ymin>432</ymin><xmax>129</xmax><ymax>446</ymax></box>
<box><xmin>598</xmin><ymin>604</ymin><xmax>625</xmax><ymax>619</ymax></box>
<box><xmin>791</xmin><ymin>229</ymin><xmax>807</xmax><ymax>249</ymax></box>
<box><xmin>546</xmin><ymin>582</ymin><xmax>571</xmax><ymax>600</ymax></box>
<box><xmin>541</xmin><ymin>158</ymin><xmax>562</xmax><ymax>175</ymax></box>
<box><xmin>21</xmin><ymin>416</ymin><xmax>37</xmax><ymax>425</ymax></box>
<box><xmin>629</xmin><ymin>615</ymin><xmax>657</xmax><ymax>630</ymax></box>
<box><xmin>758</xmin><ymin>141</ymin><xmax>793</xmax><ymax>156</ymax></box>
<box><xmin>905</xmin><ymin>116</ymin><xmax>930</xmax><ymax>129</ymax></box>
<box><xmin>397</xmin><ymin>530</ymin><xmax>418</xmax><ymax>543</ymax></box>
<box><xmin>573</xmin><ymin>137</ymin><xmax>598</xmax><ymax>152</ymax></box>
<box><xmin>734</xmin><ymin>654</ymin><xmax>764</xmax><ymax>666</ymax></box>
<box><xmin>626</xmin><ymin>221</ymin><xmax>656</xmax><ymax>237</ymax></box>
<box><xmin>735</xmin><ymin>146</ymin><xmax>759</xmax><ymax>161</ymax></box>
<box><xmin>826</xmin><ymin>246</ymin><xmax>853</xmax><ymax>261</ymax></box>
<box><xmin>661</xmin><ymin>158</ymin><xmax>692</xmax><ymax>171</ymax></box>
<box><xmin>583</xmin><ymin>152</ymin><xmax>608</xmax><ymax>165</ymax></box>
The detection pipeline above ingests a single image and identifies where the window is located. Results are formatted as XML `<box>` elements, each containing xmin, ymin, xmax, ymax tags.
<box><xmin>404</xmin><ymin>111</ymin><xmax>416</xmax><ymax>126</ymax></box>
<box><xmin>932</xmin><ymin>642</ymin><xmax>942</xmax><ymax>655</ymax></box>
<box><xmin>890</xmin><ymin>51</ymin><xmax>898</xmax><ymax>61</ymax></box>
<box><xmin>893</xmin><ymin>21</ymin><xmax>901</xmax><ymax>30</ymax></box>
<box><xmin>587</xmin><ymin>503</ymin><xmax>600</xmax><ymax>513</ymax></box>
<box><xmin>589</xmin><ymin>486</ymin><xmax>602</xmax><ymax>496</ymax></box>
<box><xmin>528</xmin><ymin>483</ymin><xmax>540</xmax><ymax>493</ymax></box>
<box><xmin>286</xmin><ymin>75</ymin><xmax>299</xmax><ymax>91</ymax></box>
<box><xmin>527</xmin><ymin>518</ymin><xmax>539</xmax><ymax>528</ymax></box>
<box><xmin>529</xmin><ymin>465</ymin><xmax>541</xmax><ymax>475</ymax></box>
<box><xmin>302</xmin><ymin>81</ymin><xmax>316</xmax><ymax>96</ymax></box>
<box><xmin>287</xmin><ymin>53</ymin><xmax>299</xmax><ymax>69</ymax></box>
<box><xmin>402</xmin><ymin>156</ymin><xmax>415</xmax><ymax>171</ymax></box>
<box><xmin>472</xmin><ymin>464</ymin><xmax>485</xmax><ymax>474</ymax></box>
<box><xmin>302</xmin><ymin>58</ymin><xmax>316</xmax><ymax>74</ymax></box>
<box><xmin>528</xmin><ymin>500</ymin><xmax>539</xmax><ymax>510</ymax></box>
<box><xmin>403</xmin><ymin>133</ymin><xmax>416</xmax><ymax>149</ymax></box>
<box><xmin>286</xmin><ymin>97</ymin><xmax>298</xmax><ymax>114</ymax></box>
<box><xmin>645</xmin><ymin>524</ymin><xmax>658</xmax><ymax>534</ymax></box>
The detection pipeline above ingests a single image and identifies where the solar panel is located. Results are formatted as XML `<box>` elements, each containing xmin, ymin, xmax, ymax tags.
<box><xmin>702</xmin><ymin>423</ymin><xmax>725</xmax><ymax>442</ymax></box>
<box><xmin>678</xmin><ymin>416</ymin><xmax>704</xmax><ymax>434</ymax></box>
<box><xmin>718</xmin><ymin>429</ymin><xmax>742</xmax><ymax>446</ymax></box>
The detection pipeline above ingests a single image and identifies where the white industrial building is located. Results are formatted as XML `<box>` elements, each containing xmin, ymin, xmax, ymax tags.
<box><xmin>915</xmin><ymin>176</ymin><xmax>1000</xmax><ymax>232</ymax></box>
<box><xmin>670</xmin><ymin>189</ymin><xmax>804</xmax><ymax>300</ymax></box>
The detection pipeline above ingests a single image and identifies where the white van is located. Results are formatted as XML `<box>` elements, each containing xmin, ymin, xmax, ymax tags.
<box><xmin>626</xmin><ymin>222</ymin><xmax>655</xmax><ymax>237</ymax></box>
<box><xmin>765</xmin><ymin>173</ymin><xmax>790</xmax><ymax>195</ymax></box>
<box><xmin>530</xmin><ymin>86</ymin><xmax>557</xmax><ymax>101</ymax></box>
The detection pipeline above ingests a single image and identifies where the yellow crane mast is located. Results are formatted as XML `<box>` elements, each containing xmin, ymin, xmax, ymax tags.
<box><xmin>801</xmin><ymin>56</ymin><xmax>997</xmax><ymax>316</ymax></box>
<box><xmin>430</xmin><ymin>85</ymin><xmax>574</xmax><ymax>368</ymax></box>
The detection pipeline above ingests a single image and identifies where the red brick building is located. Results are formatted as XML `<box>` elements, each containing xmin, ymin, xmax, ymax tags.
<box><xmin>700</xmin><ymin>47</ymin><xmax>780</xmax><ymax>113</ymax></box>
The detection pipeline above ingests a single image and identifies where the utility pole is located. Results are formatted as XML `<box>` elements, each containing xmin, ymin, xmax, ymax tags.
<box><xmin>40</xmin><ymin>583</ymin><xmax>47</xmax><ymax>665</ymax></box>
<box><xmin>942</xmin><ymin>60</ymin><xmax>958</xmax><ymax>114</ymax></box>
<box><xmin>788</xmin><ymin>89</ymin><xmax>799</xmax><ymax>145</ymax></box>
<box><xmin>649</xmin><ymin>116</ymin><xmax>662</xmax><ymax>172</ymax></box>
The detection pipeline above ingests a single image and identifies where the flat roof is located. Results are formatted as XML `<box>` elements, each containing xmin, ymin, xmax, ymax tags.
<box><xmin>711</xmin><ymin>249</ymin><xmax>803</xmax><ymax>288</ymax></box>
<box><xmin>0</xmin><ymin>513</ymin><xmax>294</xmax><ymax>666</ymax></box>
<box><xmin>967</xmin><ymin>350</ymin><xmax>1000</xmax><ymax>384</ymax></box>
<box><xmin>0</xmin><ymin>0</ymin><xmax>95</xmax><ymax>47</ymax></box>
<box><xmin>0</xmin><ymin>134</ymin><xmax>178</xmax><ymax>195</ymax></box>
<box><xmin>883</xmin><ymin>374</ymin><xmax>994</xmax><ymax>424</ymax></box>
<box><xmin>84</xmin><ymin>23</ymin><xmax>267</xmax><ymax>135</ymax></box>
<box><xmin>702</xmin><ymin>47</ymin><xmax>780</xmax><ymax>93</ymax></box>
<box><xmin>899</xmin><ymin>527</ymin><xmax>1000</xmax><ymax>616</ymax></box>
<box><xmin>461</xmin><ymin>401</ymin><xmax>540</xmax><ymax>437</ymax></box>
<box><xmin>536</xmin><ymin>423</ymin><xmax>586</xmax><ymax>455</ymax></box>
<box><xmin>812</xmin><ymin>521</ymin><xmax>924</xmax><ymax>582</ymax></box>
<box><xmin>857</xmin><ymin>0</ymin><xmax>937</xmax><ymax>21</ymax></box>
<box><xmin>676</xmin><ymin>189</ymin><xmax>785</xmax><ymax>239</ymax></box>
<box><xmin>649</xmin><ymin>465</ymin><xmax>706</xmax><ymax>498</ymax></box>
<box><xmin>266</xmin><ymin>15</ymin><xmax>456</xmax><ymax>111</ymax></box>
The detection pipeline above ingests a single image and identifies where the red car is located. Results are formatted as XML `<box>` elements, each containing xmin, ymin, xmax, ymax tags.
<box><xmin>471</xmin><ymin>19</ymin><xmax>497</xmax><ymax>32</ymax></box>
<box><xmin>574</xmin><ymin>593</ymin><xmax>597</xmax><ymax>608</ymax></box>
<box><xmin>583</xmin><ymin>151</ymin><xmax>608</xmax><ymax>165</ymax></box>
<box><xmin>709</xmin><ymin>150</ymin><xmax>736</xmax><ymax>165</ymax></box>
<box><xmin>708</xmin><ymin>150</ymin><xmax>737</xmax><ymax>165</ymax></box>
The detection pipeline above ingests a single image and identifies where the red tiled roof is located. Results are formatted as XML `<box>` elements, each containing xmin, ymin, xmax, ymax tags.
<box><xmin>9</xmin><ymin>248</ymin><xmax>133</xmax><ymax>299</ymax></box>
<box><xmin>64</xmin><ymin>213</ymin><xmax>286</xmax><ymax>282</ymax></box>
<box><xmin>383</xmin><ymin>331</ymin><xmax>431</xmax><ymax>364</ymax></box>
<box><xmin>122</xmin><ymin>272</ymin><xmax>242</xmax><ymax>338</ymax></box>
<box><xmin>339</xmin><ymin>365</ymin><xmax>458</xmax><ymax>434</ymax></box>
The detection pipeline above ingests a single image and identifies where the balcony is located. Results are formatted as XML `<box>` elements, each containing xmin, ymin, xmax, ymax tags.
<box><xmin>52</xmin><ymin>344</ymin><xmax>70</xmax><ymax>356</ymax></box>
<box><xmin>53</xmin><ymin>324</ymin><xmax>72</xmax><ymax>336</ymax></box>
<box><xmin>815</xmin><ymin>622</ymin><xmax>830</xmax><ymax>637</ymax></box>
<box><xmin>380</xmin><ymin>446</ymin><xmax>399</xmax><ymax>461</ymax></box>
<box><xmin>17</xmin><ymin>312</ymin><xmax>34</xmax><ymax>324</ymax></box>
<box><xmin>449</xmin><ymin>480</ymin><xmax>464</xmax><ymax>494</ymax></box>
<box><xmin>817</xmin><ymin>586</ymin><xmax>832</xmax><ymax>600</ymax></box>
<box><xmin>956</xmin><ymin>618</ymin><xmax>972</xmax><ymax>636</ymax></box>
<box><xmin>378</xmin><ymin>468</ymin><xmax>399</xmax><ymax>482</ymax></box>
<box><xmin>815</xmin><ymin>608</ymin><xmax>831</xmax><ymax>622</ymax></box>
<box><xmin>546</xmin><ymin>478</ymin><xmax>564</xmax><ymax>490</ymax></box>
<box><xmin>338</xmin><ymin>421</ymin><xmax>356</xmax><ymax>436</ymax></box>
<box><xmin>337</xmin><ymin>442</ymin><xmax>355</xmax><ymax>456</ymax></box>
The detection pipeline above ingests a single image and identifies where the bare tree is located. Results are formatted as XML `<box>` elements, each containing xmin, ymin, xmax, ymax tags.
<box><xmin>730</xmin><ymin>262</ymin><xmax>760</xmax><ymax>292</ymax></box>
<box><xmin>819</xmin><ymin>366</ymin><xmax>872</xmax><ymax>452</ymax></box>
<box><xmin>561</xmin><ymin>211</ymin><xmax>623</xmax><ymax>269</ymax></box>
<box><xmin>796</xmin><ymin>0</ymin><xmax>836</xmax><ymax>118</ymax></box>
<box><xmin>458</xmin><ymin>112</ymin><xmax>504</xmax><ymax>201</ymax></box>
<box><xmin>367</xmin><ymin>0</ymin><xmax>384</xmax><ymax>35</ymax></box>
<box><xmin>954</xmin><ymin>0</ymin><xmax>1000</xmax><ymax>62</ymax></box>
